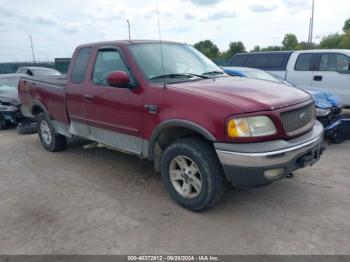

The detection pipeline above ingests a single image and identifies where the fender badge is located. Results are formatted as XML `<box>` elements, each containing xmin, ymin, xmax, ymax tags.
<box><xmin>145</xmin><ymin>104</ymin><xmax>158</xmax><ymax>114</ymax></box>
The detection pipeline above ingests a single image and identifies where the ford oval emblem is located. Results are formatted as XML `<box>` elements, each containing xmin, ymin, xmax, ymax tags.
<box><xmin>300</xmin><ymin>112</ymin><xmax>307</xmax><ymax>121</ymax></box>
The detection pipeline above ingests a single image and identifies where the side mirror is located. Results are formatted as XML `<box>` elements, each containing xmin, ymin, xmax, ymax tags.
<box><xmin>107</xmin><ymin>71</ymin><xmax>130</xmax><ymax>88</ymax></box>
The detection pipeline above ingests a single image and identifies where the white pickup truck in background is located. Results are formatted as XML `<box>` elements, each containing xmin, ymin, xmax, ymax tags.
<box><xmin>228</xmin><ymin>49</ymin><xmax>350</xmax><ymax>106</ymax></box>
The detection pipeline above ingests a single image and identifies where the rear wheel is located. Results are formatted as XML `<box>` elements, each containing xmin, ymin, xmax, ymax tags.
<box><xmin>160</xmin><ymin>137</ymin><xmax>226</xmax><ymax>211</ymax></box>
<box><xmin>37</xmin><ymin>113</ymin><xmax>66</xmax><ymax>152</ymax></box>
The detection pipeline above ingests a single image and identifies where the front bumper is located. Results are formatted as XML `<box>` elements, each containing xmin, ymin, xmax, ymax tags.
<box><xmin>215</xmin><ymin>121</ymin><xmax>324</xmax><ymax>187</ymax></box>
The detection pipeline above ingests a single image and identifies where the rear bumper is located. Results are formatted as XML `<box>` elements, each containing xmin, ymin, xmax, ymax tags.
<box><xmin>215</xmin><ymin>121</ymin><xmax>324</xmax><ymax>187</ymax></box>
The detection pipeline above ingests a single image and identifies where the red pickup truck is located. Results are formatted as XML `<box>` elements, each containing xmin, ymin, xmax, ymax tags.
<box><xmin>18</xmin><ymin>40</ymin><xmax>324</xmax><ymax>211</ymax></box>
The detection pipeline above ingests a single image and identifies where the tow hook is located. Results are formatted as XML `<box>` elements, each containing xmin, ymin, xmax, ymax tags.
<box><xmin>298</xmin><ymin>154</ymin><xmax>314</xmax><ymax>168</ymax></box>
<box><xmin>298</xmin><ymin>146</ymin><xmax>322</xmax><ymax>168</ymax></box>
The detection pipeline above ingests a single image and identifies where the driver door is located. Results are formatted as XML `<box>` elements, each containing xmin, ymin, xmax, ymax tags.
<box><xmin>84</xmin><ymin>47</ymin><xmax>145</xmax><ymax>155</ymax></box>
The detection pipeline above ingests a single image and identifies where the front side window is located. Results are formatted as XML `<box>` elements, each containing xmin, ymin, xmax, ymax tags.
<box><xmin>319</xmin><ymin>53</ymin><xmax>350</xmax><ymax>72</ymax></box>
<box><xmin>128</xmin><ymin>43</ymin><xmax>223</xmax><ymax>83</ymax></box>
<box><xmin>295</xmin><ymin>54</ymin><xmax>313</xmax><ymax>71</ymax></box>
<box><xmin>71</xmin><ymin>47</ymin><xmax>91</xmax><ymax>84</ymax></box>
<box><xmin>92</xmin><ymin>50</ymin><xmax>129</xmax><ymax>85</ymax></box>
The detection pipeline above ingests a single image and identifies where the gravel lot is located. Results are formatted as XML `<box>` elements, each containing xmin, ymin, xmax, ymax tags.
<box><xmin>0</xmin><ymin>129</ymin><xmax>349</xmax><ymax>255</ymax></box>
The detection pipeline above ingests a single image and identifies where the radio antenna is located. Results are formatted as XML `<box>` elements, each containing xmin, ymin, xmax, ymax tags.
<box><xmin>157</xmin><ymin>4</ymin><xmax>166</xmax><ymax>89</ymax></box>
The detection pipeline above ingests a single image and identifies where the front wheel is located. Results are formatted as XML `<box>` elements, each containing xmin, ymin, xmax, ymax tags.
<box><xmin>160</xmin><ymin>137</ymin><xmax>226</xmax><ymax>211</ymax></box>
<box><xmin>37</xmin><ymin>113</ymin><xmax>66</xmax><ymax>152</ymax></box>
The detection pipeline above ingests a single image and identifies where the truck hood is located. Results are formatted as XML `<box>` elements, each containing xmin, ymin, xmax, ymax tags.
<box><xmin>171</xmin><ymin>76</ymin><xmax>311</xmax><ymax>113</ymax></box>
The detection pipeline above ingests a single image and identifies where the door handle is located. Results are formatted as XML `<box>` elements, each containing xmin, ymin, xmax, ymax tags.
<box><xmin>313</xmin><ymin>75</ymin><xmax>323</xmax><ymax>81</ymax></box>
<box><xmin>84</xmin><ymin>94</ymin><xmax>94</xmax><ymax>101</ymax></box>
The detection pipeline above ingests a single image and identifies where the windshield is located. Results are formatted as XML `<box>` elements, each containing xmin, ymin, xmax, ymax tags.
<box><xmin>0</xmin><ymin>76</ymin><xmax>19</xmax><ymax>93</ymax></box>
<box><xmin>128</xmin><ymin>43</ymin><xmax>223</xmax><ymax>82</ymax></box>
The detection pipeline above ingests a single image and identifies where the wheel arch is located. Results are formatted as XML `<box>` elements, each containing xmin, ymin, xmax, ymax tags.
<box><xmin>149</xmin><ymin>119</ymin><xmax>216</xmax><ymax>171</ymax></box>
<box><xmin>31</xmin><ymin>101</ymin><xmax>50</xmax><ymax>117</ymax></box>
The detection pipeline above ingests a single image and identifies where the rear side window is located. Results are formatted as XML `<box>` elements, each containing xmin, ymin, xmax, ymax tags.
<box><xmin>245</xmin><ymin>55</ymin><xmax>269</xmax><ymax>68</ymax></box>
<box><xmin>71</xmin><ymin>47</ymin><xmax>91</xmax><ymax>84</ymax></box>
<box><xmin>268</xmin><ymin>54</ymin><xmax>288</xmax><ymax>69</ymax></box>
<box><xmin>319</xmin><ymin>53</ymin><xmax>350</xmax><ymax>72</ymax></box>
<box><xmin>295</xmin><ymin>54</ymin><xmax>313</xmax><ymax>71</ymax></box>
<box><xmin>228</xmin><ymin>53</ymin><xmax>290</xmax><ymax>70</ymax></box>
<box><xmin>228</xmin><ymin>55</ymin><xmax>247</xmax><ymax>66</ymax></box>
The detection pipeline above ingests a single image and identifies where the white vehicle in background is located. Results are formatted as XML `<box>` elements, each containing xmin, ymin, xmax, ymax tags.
<box><xmin>16</xmin><ymin>66</ymin><xmax>61</xmax><ymax>76</ymax></box>
<box><xmin>228</xmin><ymin>49</ymin><xmax>350</xmax><ymax>105</ymax></box>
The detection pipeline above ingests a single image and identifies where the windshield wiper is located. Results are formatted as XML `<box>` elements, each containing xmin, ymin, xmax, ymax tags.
<box><xmin>185</xmin><ymin>73</ymin><xmax>210</xmax><ymax>79</ymax></box>
<box><xmin>149</xmin><ymin>73</ymin><xmax>209</xmax><ymax>80</ymax></box>
<box><xmin>202</xmin><ymin>71</ymin><xmax>225</xmax><ymax>76</ymax></box>
<box><xmin>149</xmin><ymin>73</ymin><xmax>192</xmax><ymax>80</ymax></box>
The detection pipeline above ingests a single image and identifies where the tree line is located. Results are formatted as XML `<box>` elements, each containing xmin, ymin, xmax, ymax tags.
<box><xmin>194</xmin><ymin>18</ymin><xmax>350</xmax><ymax>61</ymax></box>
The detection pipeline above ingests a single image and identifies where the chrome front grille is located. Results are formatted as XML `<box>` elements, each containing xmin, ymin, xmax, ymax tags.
<box><xmin>280</xmin><ymin>103</ymin><xmax>315</xmax><ymax>135</ymax></box>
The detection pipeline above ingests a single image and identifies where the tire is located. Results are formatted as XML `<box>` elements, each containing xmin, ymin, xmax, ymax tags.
<box><xmin>37</xmin><ymin>113</ymin><xmax>66</xmax><ymax>152</ymax></box>
<box><xmin>0</xmin><ymin>113</ymin><xmax>9</xmax><ymax>130</ymax></box>
<box><xmin>16</xmin><ymin>122</ymin><xmax>37</xmax><ymax>135</ymax></box>
<box><xmin>160</xmin><ymin>137</ymin><xmax>226</xmax><ymax>211</ymax></box>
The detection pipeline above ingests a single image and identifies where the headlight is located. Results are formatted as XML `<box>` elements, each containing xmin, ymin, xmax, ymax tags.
<box><xmin>227</xmin><ymin>116</ymin><xmax>277</xmax><ymax>138</ymax></box>
<box><xmin>316</xmin><ymin>108</ymin><xmax>331</xmax><ymax>117</ymax></box>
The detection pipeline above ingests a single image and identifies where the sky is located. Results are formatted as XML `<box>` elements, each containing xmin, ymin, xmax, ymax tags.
<box><xmin>0</xmin><ymin>0</ymin><xmax>349</xmax><ymax>62</ymax></box>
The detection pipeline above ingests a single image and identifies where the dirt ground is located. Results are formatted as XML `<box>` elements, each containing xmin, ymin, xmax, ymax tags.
<box><xmin>0</xmin><ymin>129</ymin><xmax>349</xmax><ymax>255</ymax></box>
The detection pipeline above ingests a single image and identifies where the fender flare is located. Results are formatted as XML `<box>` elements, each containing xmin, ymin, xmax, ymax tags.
<box><xmin>31</xmin><ymin>101</ymin><xmax>50</xmax><ymax>117</ymax></box>
<box><xmin>148</xmin><ymin>119</ymin><xmax>216</xmax><ymax>159</ymax></box>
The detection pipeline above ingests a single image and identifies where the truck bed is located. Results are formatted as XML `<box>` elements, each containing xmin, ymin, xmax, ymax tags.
<box><xmin>18</xmin><ymin>75</ymin><xmax>70</xmax><ymax>125</ymax></box>
<box><xmin>22</xmin><ymin>74</ymin><xmax>68</xmax><ymax>87</ymax></box>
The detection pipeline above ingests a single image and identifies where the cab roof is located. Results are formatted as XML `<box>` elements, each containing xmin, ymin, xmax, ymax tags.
<box><xmin>77</xmin><ymin>40</ymin><xmax>186</xmax><ymax>49</ymax></box>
